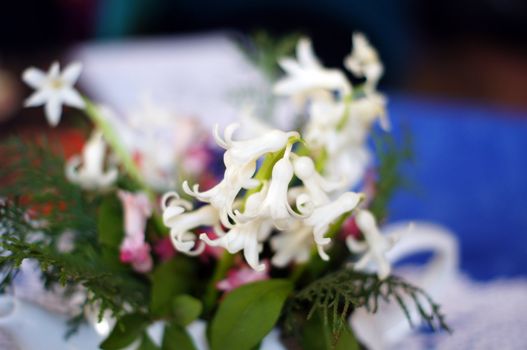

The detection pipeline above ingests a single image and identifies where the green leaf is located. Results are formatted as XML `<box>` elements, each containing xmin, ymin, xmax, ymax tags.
<box><xmin>150</xmin><ymin>258</ymin><xmax>195</xmax><ymax>317</ymax></box>
<box><xmin>138</xmin><ymin>333</ymin><xmax>160</xmax><ymax>350</ymax></box>
<box><xmin>300</xmin><ymin>311</ymin><xmax>359</xmax><ymax>350</ymax></box>
<box><xmin>99</xmin><ymin>314</ymin><xmax>148</xmax><ymax>350</ymax></box>
<box><xmin>161</xmin><ymin>323</ymin><xmax>197</xmax><ymax>350</ymax></box>
<box><xmin>172</xmin><ymin>295</ymin><xmax>203</xmax><ymax>326</ymax></box>
<box><xmin>97</xmin><ymin>196</ymin><xmax>124</xmax><ymax>247</ymax></box>
<box><xmin>210</xmin><ymin>279</ymin><xmax>293</xmax><ymax>350</ymax></box>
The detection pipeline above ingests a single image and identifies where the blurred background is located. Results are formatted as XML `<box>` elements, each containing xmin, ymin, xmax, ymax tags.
<box><xmin>1</xmin><ymin>1</ymin><xmax>527</xmax><ymax>348</ymax></box>
<box><xmin>1</xmin><ymin>0</ymin><xmax>527</xmax><ymax>124</ymax></box>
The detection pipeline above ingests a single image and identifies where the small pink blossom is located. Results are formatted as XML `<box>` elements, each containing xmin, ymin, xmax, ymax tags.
<box><xmin>216</xmin><ymin>261</ymin><xmax>270</xmax><ymax>292</ymax></box>
<box><xmin>120</xmin><ymin>236</ymin><xmax>153</xmax><ymax>273</ymax></box>
<box><xmin>182</xmin><ymin>144</ymin><xmax>212</xmax><ymax>175</ymax></box>
<box><xmin>340</xmin><ymin>217</ymin><xmax>362</xmax><ymax>241</ymax></box>
<box><xmin>118</xmin><ymin>190</ymin><xmax>153</xmax><ymax>273</ymax></box>
<box><xmin>153</xmin><ymin>236</ymin><xmax>176</xmax><ymax>261</ymax></box>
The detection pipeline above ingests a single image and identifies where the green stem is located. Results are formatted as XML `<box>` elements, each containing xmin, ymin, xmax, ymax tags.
<box><xmin>203</xmin><ymin>251</ymin><xmax>235</xmax><ymax>314</ymax></box>
<box><xmin>83</xmin><ymin>98</ymin><xmax>165</xmax><ymax>232</ymax></box>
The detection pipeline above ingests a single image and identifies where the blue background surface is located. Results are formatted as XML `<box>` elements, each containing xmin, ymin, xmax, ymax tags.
<box><xmin>386</xmin><ymin>95</ymin><xmax>527</xmax><ymax>281</ymax></box>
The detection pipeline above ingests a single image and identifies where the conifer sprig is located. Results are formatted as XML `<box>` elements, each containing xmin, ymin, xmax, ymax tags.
<box><xmin>291</xmin><ymin>269</ymin><xmax>450</xmax><ymax>337</ymax></box>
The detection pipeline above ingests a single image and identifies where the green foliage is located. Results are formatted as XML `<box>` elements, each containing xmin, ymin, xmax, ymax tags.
<box><xmin>98</xmin><ymin>195</ymin><xmax>124</xmax><ymax>247</ymax></box>
<box><xmin>369</xmin><ymin>130</ymin><xmax>414</xmax><ymax>221</ymax></box>
<box><xmin>291</xmin><ymin>269</ymin><xmax>450</xmax><ymax>339</ymax></box>
<box><xmin>300</xmin><ymin>310</ymin><xmax>359</xmax><ymax>350</ymax></box>
<box><xmin>100</xmin><ymin>313</ymin><xmax>148</xmax><ymax>350</ymax></box>
<box><xmin>162</xmin><ymin>323</ymin><xmax>197</xmax><ymax>350</ymax></box>
<box><xmin>149</xmin><ymin>258</ymin><xmax>196</xmax><ymax>317</ymax></box>
<box><xmin>0</xmin><ymin>138</ymin><xmax>149</xmax><ymax>329</ymax></box>
<box><xmin>138</xmin><ymin>334</ymin><xmax>160</xmax><ymax>350</ymax></box>
<box><xmin>172</xmin><ymin>295</ymin><xmax>202</xmax><ymax>326</ymax></box>
<box><xmin>0</xmin><ymin>137</ymin><xmax>98</xmax><ymax>242</ymax></box>
<box><xmin>210</xmin><ymin>279</ymin><xmax>293</xmax><ymax>350</ymax></box>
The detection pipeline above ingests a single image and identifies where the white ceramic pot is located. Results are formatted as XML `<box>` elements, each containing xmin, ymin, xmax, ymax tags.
<box><xmin>350</xmin><ymin>221</ymin><xmax>459</xmax><ymax>350</ymax></box>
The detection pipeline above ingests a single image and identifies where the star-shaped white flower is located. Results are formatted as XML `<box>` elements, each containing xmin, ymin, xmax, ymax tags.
<box><xmin>22</xmin><ymin>61</ymin><xmax>85</xmax><ymax>126</ymax></box>
<box><xmin>346</xmin><ymin>209</ymin><xmax>399</xmax><ymax>280</ymax></box>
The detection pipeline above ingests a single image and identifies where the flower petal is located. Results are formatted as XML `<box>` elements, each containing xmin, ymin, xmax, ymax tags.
<box><xmin>297</xmin><ymin>38</ymin><xmax>320</xmax><ymax>68</ymax></box>
<box><xmin>61</xmin><ymin>62</ymin><xmax>83</xmax><ymax>85</ymax></box>
<box><xmin>22</xmin><ymin>68</ymin><xmax>47</xmax><ymax>89</ymax></box>
<box><xmin>61</xmin><ymin>88</ymin><xmax>85</xmax><ymax>109</ymax></box>
<box><xmin>24</xmin><ymin>90</ymin><xmax>49</xmax><ymax>107</ymax></box>
<box><xmin>44</xmin><ymin>96</ymin><xmax>62</xmax><ymax>127</ymax></box>
<box><xmin>48</xmin><ymin>62</ymin><xmax>60</xmax><ymax>79</ymax></box>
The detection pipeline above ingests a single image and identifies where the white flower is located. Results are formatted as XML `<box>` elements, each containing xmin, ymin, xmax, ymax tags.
<box><xmin>347</xmin><ymin>93</ymin><xmax>389</xmax><ymax>132</ymax></box>
<box><xmin>161</xmin><ymin>192</ymin><xmax>220</xmax><ymax>256</ymax></box>
<box><xmin>274</xmin><ymin>38</ymin><xmax>351</xmax><ymax>102</ymax></box>
<box><xmin>344</xmin><ymin>33</ymin><xmax>384</xmax><ymax>92</ymax></box>
<box><xmin>305</xmin><ymin>191</ymin><xmax>363</xmax><ymax>246</ymax></box>
<box><xmin>293</xmin><ymin>156</ymin><xmax>344</xmax><ymax>206</ymax></box>
<box><xmin>346</xmin><ymin>209</ymin><xmax>399</xmax><ymax>280</ymax></box>
<box><xmin>65</xmin><ymin>130</ymin><xmax>118</xmax><ymax>190</ymax></box>
<box><xmin>200</xmin><ymin>186</ymin><xmax>274</xmax><ymax>271</ymax></box>
<box><xmin>201</xmin><ymin>218</ymin><xmax>273</xmax><ymax>271</ymax></box>
<box><xmin>22</xmin><ymin>61</ymin><xmax>85</xmax><ymax>126</ymax></box>
<box><xmin>304</xmin><ymin>100</ymin><xmax>345</xmax><ymax>152</ymax></box>
<box><xmin>270</xmin><ymin>221</ymin><xmax>315</xmax><ymax>267</ymax></box>
<box><xmin>322</xmin><ymin>94</ymin><xmax>389</xmax><ymax>189</ymax></box>
<box><xmin>183</xmin><ymin>124</ymin><xmax>297</xmax><ymax>226</ymax></box>
<box><xmin>234</xmin><ymin>150</ymin><xmax>300</xmax><ymax>229</ymax></box>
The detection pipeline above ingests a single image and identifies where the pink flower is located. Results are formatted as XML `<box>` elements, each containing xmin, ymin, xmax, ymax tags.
<box><xmin>118</xmin><ymin>190</ymin><xmax>153</xmax><ymax>273</ymax></box>
<box><xmin>182</xmin><ymin>144</ymin><xmax>213</xmax><ymax>176</ymax></box>
<box><xmin>216</xmin><ymin>261</ymin><xmax>270</xmax><ymax>292</ymax></box>
<box><xmin>120</xmin><ymin>236</ymin><xmax>153</xmax><ymax>273</ymax></box>
<box><xmin>153</xmin><ymin>236</ymin><xmax>176</xmax><ymax>261</ymax></box>
<box><xmin>340</xmin><ymin>217</ymin><xmax>362</xmax><ymax>241</ymax></box>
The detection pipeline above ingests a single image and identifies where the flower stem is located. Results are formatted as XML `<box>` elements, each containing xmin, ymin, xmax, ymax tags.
<box><xmin>203</xmin><ymin>251</ymin><xmax>235</xmax><ymax>314</ymax></box>
<box><xmin>82</xmin><ymin>98</ymin><xmax>165</xmax><ymax>232</ymax></box>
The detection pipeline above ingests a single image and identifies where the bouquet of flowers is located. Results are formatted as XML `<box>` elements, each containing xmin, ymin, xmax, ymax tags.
<box><xmin>0</xmin><ymin>33</ymin><xmax>449</xmax><ymax>349</ymax></box>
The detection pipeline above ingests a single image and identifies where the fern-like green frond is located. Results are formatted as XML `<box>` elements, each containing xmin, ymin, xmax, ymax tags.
<box><xmin>291</xmin><ymin>269</ymin><xmax>450</xmax><ymax>337</ymax></box>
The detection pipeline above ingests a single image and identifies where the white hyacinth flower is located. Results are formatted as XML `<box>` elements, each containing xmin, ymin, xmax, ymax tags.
<box><xmin>347</xmin><ymin>93</ymin><xmax>389</xmax><ymax>132</ymax></box>
<box><xmin>22</xmin><ymin>61</ymin><xmax>85</xmax><ymax>126</ymax></box>
<box><xmin>304</xmin><ymin>100</ymin><xmax>345</xmax><ymax>153</ymax></box>
<box><xmin>235</xmin><ymin>148</ymin><xmax>300</xmax><ymax>229</ymax></box>
<box><xmin>293</xmin><ymin>156</ymin><xmax>345</xmax><ymax>206</ymax></box>
<box><xmin>344</xmin><ymin>33</ymin><xmax>384</xmax><ymax>92</ymax></box>
<box><xmin>270</xmin><ymin>221</ymin><xmax>314</xmax><ymax>267</ymax></box>
<box><xmin>200</xmin><ymin>184</ymin><xmax>275</xmax><ymax>271</ymax></box>
<box><xmin>346</xmin><ymin>209</ymin><xmax>399</xmax><ymax>280</ymax></box>
<box><xmin>162</xmin><ymin>192</ymin><xmax>220</xmax><ymax>255</ymax></box>
<box><xmin>305</xmin><ymin>192</ymin><xmax>363</xmax><ymax>246</ymax></box>
<box><xmin>184</xmin><ymin>124</ymin><xmax>297</xmax><ymax>226</ymax></box>
<box><xmin>274</xmin><ymin>38</ymin><xmax>351</xmax><ymax>102</ymax></box>
<box><xmin>65</xmin><ymin>130</ymin><xmax>118</xmax><ymax>190</ymax></box>
<box><xmin>200</xmin><ymin>218</ymin><xmax>273</xmax><ymax>272</ymax></box>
